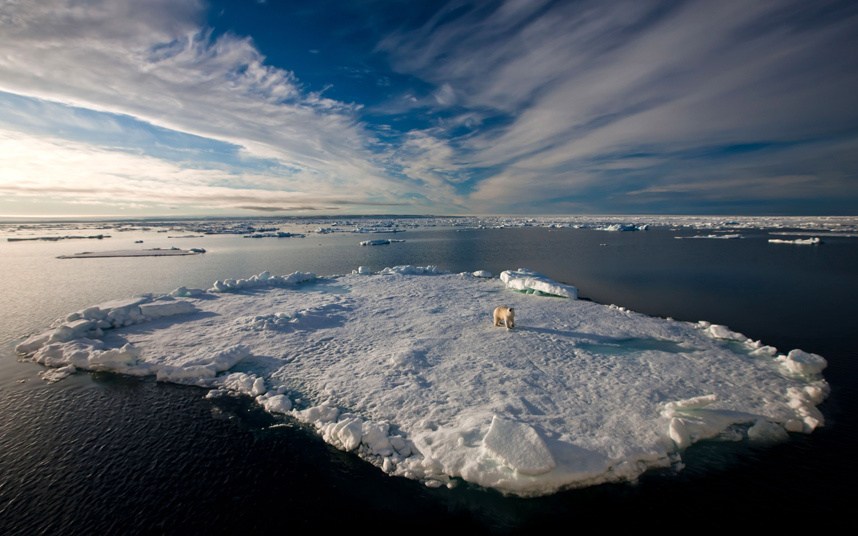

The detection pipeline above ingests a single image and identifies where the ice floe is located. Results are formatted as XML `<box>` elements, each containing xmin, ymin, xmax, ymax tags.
<box><xmin>15</xmin><ymin>267</ymin><xmax>829</xmax><ymax>497</ymax></box>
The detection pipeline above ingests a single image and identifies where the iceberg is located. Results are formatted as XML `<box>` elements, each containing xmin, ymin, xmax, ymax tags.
<box><xmin>500</xmin><ymin>268</ymin><xmax>578</xmax><ymax>298</ymax></box>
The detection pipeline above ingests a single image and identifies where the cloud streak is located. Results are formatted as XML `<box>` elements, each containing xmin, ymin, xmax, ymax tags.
<box><xmin>380</xmin><ymin>0</ymin><xmax>858</xmax><ymax>213</ymax></box>
<box><xmin>0</xmin><ymin>0</ymin><xmax>463</xmax><ymax>215</ymax></box>
<box><xmin>0</xmin><ymin>129</ymin><xmax>409</xmax><ymax>215</ymax></box>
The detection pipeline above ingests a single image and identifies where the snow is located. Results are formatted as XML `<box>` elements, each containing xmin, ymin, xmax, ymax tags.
<box><xmin>209</xmin><ymin>270</ymin><xmax>316</xmax><ymax>292</ymax></box>
<box><xmin>170</xmin><ymin>286</ymin><xmax>206</xmax><ymax>298</ymax></box>
<box><xmin>15</xmin><ymin>267</ymin><xmax>829</xmax><ymax>497</ymax></box>
<box><xmin>776</xmin><ymin>349</ymin><xmax>828</xmax><ymax>377</ymax></box>
<box><xmin>483</xmin><ymin>416</ymin><xmax>556</xmax><ymax>475</ymax></box>
<box><xmin>139</xmin><ymin>300</ymin><xmax>197</xmax><ymax>319</ymax></box>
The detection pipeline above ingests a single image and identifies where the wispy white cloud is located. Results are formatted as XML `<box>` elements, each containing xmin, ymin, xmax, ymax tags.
<box><xmin>0</xmin><ymin>129</ymin><xmax>405</xmax><ymax>215</ymax></box>
<box><xmin>0</xmin><ymin>0</ymin><xmax>456</xmax><ymax>214</ymax></box>
<box><xmin>381</xmin><ymin>0</ymin><xmax>858</xmax><ymax>213</ymax></box>
<box><xmin>387</xmin><ymin>129</ymin><xmax>469</xmax><ymax>209</ymax></box>
<box><xmin>432</xmin><ymin>83</ymin><xmax>456</xmax><ymax>107</ymax></box>
<box><xmin>1</xmin><ymin>0</ymin><xmax>856</xmax><ymax>216</ymax></box>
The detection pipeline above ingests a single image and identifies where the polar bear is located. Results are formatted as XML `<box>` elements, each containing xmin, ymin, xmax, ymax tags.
<box><xmin>493</xmin><ymin>306</ymin><xmax>515</xmax><ymax>329</ymax></box>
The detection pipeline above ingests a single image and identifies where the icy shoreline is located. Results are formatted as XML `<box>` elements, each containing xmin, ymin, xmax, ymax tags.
<box><xmin>15</xmin><ymin>267</ymin><xmax>829</xmax><ymax>497</ymax></box>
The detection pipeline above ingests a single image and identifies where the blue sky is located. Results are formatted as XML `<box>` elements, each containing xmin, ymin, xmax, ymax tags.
<box><xmin>1</xmin><ymin>0</ymin><xmax>857</xmax><ymax>218</ymax></box>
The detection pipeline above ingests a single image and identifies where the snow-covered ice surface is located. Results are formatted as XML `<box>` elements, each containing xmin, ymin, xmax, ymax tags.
<box><xmin>15</xmin><ymin>267</ymin><xmax>829</xmax><ymax>497</ymax></box>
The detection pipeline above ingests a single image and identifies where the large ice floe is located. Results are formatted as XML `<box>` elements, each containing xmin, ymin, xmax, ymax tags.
<box><xmin>16</xmin><ymin>267</ymin><xmax>828</xmax><ymax>497</ymax></box>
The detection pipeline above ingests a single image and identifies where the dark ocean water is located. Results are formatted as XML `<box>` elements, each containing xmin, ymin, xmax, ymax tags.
<box><xmin>1</xmin><ymin>224</ymin><xmax>856</xmax><ymax>533</ymax></box>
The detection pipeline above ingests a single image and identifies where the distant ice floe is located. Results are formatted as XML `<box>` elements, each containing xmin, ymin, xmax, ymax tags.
<box><xmin>675</xmin><ymin>234</ymin><xmax>743</xmax><ymax>240</ymax></box>
<box><xmin>360</xmin><ymin>239</ymin><xmax>405</xmax><ymax>246</ymax></box>
<box><xmin>7</xmin><ymin>234</ymin><xmax>110</xmax><ymax>242</ymax></box>
<box><xmin>377</xmin><ymin>265</ymin><xmax>444</xmax><ymax>275</ymax></box>
<box><xmin>56</xmin><ymin>247</ymin><xmax>205</xmax><ymax>259</ymax></box>
<box><xmin>595</xmin><ymin>223</ymin><xmax>649</xmax><ymax>232</ymax></box>
<box><xmin>16</xmin><ymin>268</ymin><xmax>829</xmax><ymax>498</ymax></box>
<box><xmin>243</xmin><ymin>231</ymin><xmax>305</xmax><ymax>238</ymax></box>
<box><xmin>768</xmin><ymin>237</ymin><xmax>822</xmax><ymax>245</ymax></box>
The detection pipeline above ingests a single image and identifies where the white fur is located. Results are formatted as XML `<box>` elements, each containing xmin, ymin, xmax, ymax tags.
<box><xmin>493</xmin><ymin>306</ymin><xmax>515</xmax><ymax>329</ymax></box>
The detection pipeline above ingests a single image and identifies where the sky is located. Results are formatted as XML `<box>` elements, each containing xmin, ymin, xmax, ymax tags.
<box><xmin>16</xmin><ymin>266</ymin><xmax>828</xmax><ymax>496</ymax></box>
<box><xmin>1</xmin><ymin>0</ymin><xmax>857</xmax><ymax>218</ymax></box>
